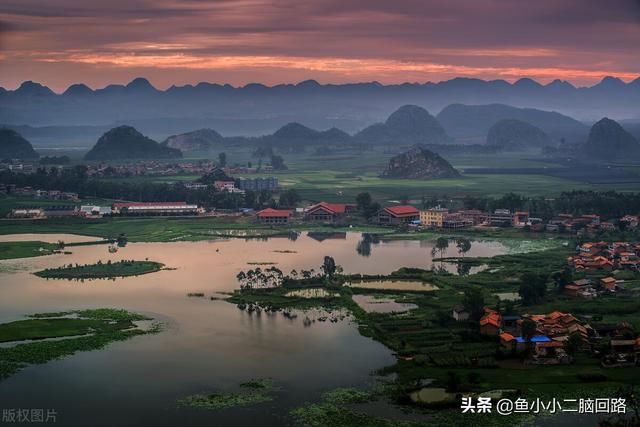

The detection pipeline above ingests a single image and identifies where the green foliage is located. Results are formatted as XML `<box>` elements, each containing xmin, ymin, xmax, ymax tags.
<box><xmin>462</xmin><ymin>286</ymin><xmax>485</xmax><ymax>321</ymax></box>
<box><xmin>278</xmin><ymin>188</ymin><xmax>301</xmax><ymax>208</ymax></box>
<box><xmin>0</xmin><ymin>309</ymin><xmax>158</xmax><ymax>381</ymax></box>
<box><xmin>0</xmin><ymin>241</ymin><xmax>57</xmax><ymax>260</ymax></box>
<box><xmin>518</xmin><ymin>272</ymin><xmax>549</xmax><ymax>305</ymax></box>
<box><xmin>179</xmin><ymin>378</ymin><xmax>275</xmax><ymax>410</ymax></box>
<box><xmin>177</xmin><ymin>392</ymin><xmax>272</xmax><ymax>410</ymax></box>
<box><xmin>321</xmin><ymin>388</ymin><xmax>373</xmax><ymax>405</ymax></box>
<box><xmin>34</xmin><ymin>260</ymin><xmax>164</xmax><ymax>279</ymax></box>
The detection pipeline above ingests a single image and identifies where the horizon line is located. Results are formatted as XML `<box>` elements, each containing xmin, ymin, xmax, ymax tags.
<box><xmin>3</xmin><ymin>74</ymin><xmax>640</xmax><ymax>95</ymax></box>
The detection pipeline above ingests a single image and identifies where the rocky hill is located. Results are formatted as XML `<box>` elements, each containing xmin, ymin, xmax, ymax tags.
<box><xmin>583</xmin><ymin>118</ymin><xmax>640</xmax><ymax>160</ymax></box>
<box><xmin>356</xmin><ymin>105</ymin><xmax>451</xmax><ymax>145</ymax></box>
<box><xmin>0</xmin><ymin>128</ymin><xmax>39</xmax><ymax>159</ymax></box>
<box><xmin>162</xmin><ymin>128</ymin><xmax>223</xmax><ymax>152</ymax></box>
<box><xmin>382</xmin><ymin>145</ymin><xmax>460</xmax><ymax>179</ymax></box>
<box><xmin>486</xmin><ymin>119</ymin><xmax>551</xmax><ymax>150</ymax></box>
<box><xmin>265</xmin><ymin>122</ymin><xmax>354</xmax><ymax>146</ymax></box>
<box><xmin>437</xmin><ymin>103</ymin><xmax>588</xmax><ymax>143</ymax></box>
<box><xmin>84</xmin><ymin>126</ymin><xmax>182</xmax><ymax>160</ymax></box>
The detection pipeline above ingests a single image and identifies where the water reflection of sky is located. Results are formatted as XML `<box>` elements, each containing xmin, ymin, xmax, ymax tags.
<box><xmin>0</xmin><ymin>232</ymin><xmax>508</xmax><ymax>426</ymax></box>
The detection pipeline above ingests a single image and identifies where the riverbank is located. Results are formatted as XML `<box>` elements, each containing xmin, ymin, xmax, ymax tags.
<box><xmin>34</xmin><ymin>260</ymin><xmax>165</xmax><ymax>279</ymax></box>
<box><xmin>0</xmin><ymin>215</ymin><xmax>577</xmax><ymax>250</ymax></box>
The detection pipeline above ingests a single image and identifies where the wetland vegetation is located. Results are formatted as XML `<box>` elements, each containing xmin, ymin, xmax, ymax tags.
<box><xmin>0</xmin><ymin>309</ymin><xmax>159</xmax><ymax>381</ymax></box>
<box><xmin>34</xmin><ymin>259</ymin><xmax>165</xmax><ymax>279</ymax></box>
<box><xmin>0</xmin><ymin>240</ymin><xmax>58</xmax><ymax>260</ymax></box>
<box><xmin>224</xmin><ymin>244</ymin><xmax>640</xmax><ymax>425</ymax></box>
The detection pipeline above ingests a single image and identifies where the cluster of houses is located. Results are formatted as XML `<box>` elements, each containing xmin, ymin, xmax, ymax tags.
<box><xmin>464</xmin><ymin>307</ymin><xmax>633</xmax><ymax>365</ymax></box>
<box><xmin>0</xmin><ymin>162</ymin><xmax>36</xmax><ymax>173</ymax></box>
<box><xmin>562</xmin><ymin>277</ymin><xmax>626</xmax><ymax>299</ymax></box>
<box><xmin>184</xmin><ymin>180</ymin><xmax>247</xmax><ymax>194</ymax></box>
<box><xmin>253</xmin><ymin>202</ymin><xmax>640</xmax><ymax>234</ymax></box>
<box><xmin>420</xmin><ymin>208</ymin><xmax>639</xmax><ymax>234</ymax></box>
<box><xmin>184</xmin><ymin>177</ymin><xmax>279</xmax><ymax>193</ymax></box>
<box><xmin>568</xmin><ymin>241</ymin><xmax>640</xmax><ymax>272</ymax></box>
<box><xmin>256</xmin><ymin>202</ymin><xmax>640</xmax><ymax>233</ymax></box>
<box><xmin>255</xmin><ymin>203</ymin><xmax>423</xmax><ymax>225</ymax></box>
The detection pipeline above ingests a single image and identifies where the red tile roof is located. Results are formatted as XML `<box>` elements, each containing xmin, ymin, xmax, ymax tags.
<box><xmin>307</xmin><ymin>202</ymin><xmax>349</xmax><ymax>215</ymax></box>
<box><xmin>384</xmin><ymin>205</ymin><xmax>419</xmax><ymax>217</ymax></box>
<box><xmin>500</xmin><ymin>332</ymin><xmax>515</xmax><ymax>342</ymax></box>
<box><xmin>256</xmin><ymin>208</ymin><xmax>292</xmax><ymax>218</ymax></box>
<box><xmin>480</xmin><ymin>312</ymin><xmax>501</xmax><ymax>328</ymax></box>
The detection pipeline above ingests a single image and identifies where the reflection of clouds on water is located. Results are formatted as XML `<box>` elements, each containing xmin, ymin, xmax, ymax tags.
<box><xmin>0</xmin><ymin>232</ymin><xmax>511</xmax><ymax>426</ymax></box>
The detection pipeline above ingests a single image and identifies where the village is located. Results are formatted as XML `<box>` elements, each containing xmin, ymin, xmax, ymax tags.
<box><xmin>4</xmin><ymin>178</ymin><xmax>640</xmax><ymax>241</ymax></box>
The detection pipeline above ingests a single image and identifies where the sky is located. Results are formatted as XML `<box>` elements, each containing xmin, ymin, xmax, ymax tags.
<box><xmin>1</xmin><ymin>0</ymin><xmax>639</xmax><ymax>92</ymax></box>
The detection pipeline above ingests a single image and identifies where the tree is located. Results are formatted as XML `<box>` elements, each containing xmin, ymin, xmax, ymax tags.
<box><xmin>445</xmin><ymin>371</ymin><xmax>461</xmax><ymax>392</ymax></box>
<box><xmin>270</xmin><ymin>154</ymin><xmax>287</xmax><ymax>170</ymax></box>
<box><xmin>218</xmin><ymin>152</ymin><xmax>227</xmax><ymax>167</ymax></box>
<box><xmin>321</xmin><ymin>256</ymin><xmax>337</xmax><ymax>279</ymax></box>
<box><xmin>356</xmin><ymin>234</ymin><xmax>373</xmax><ymax>257</ymax></box>
<box><xmin>519</xmin><ymin>272</ymin><xmax>548</xmax><ymax>305</ymax></box>
<box><xmin>456</xmin><ymin>238</ymin><xmax>472</xmax><ymax>257</ymax></box>
<box><xmin>566</xmin><ymin>331</ymin><xmax>582</xmax><ymax>355</ymax></box>
<box><xmin>521</xmin><ymin>319</ymin><xmax>537</xmax><ymax>355</ymax></box>
<box><xmin>356</xmin><ymin>192</ymin><xmax>372</xmax><ymax>212</ymax></box>
<box><xmin>552</xmin><ymin>266</ymin><xmax>573</xmax><ymax>294</ymax></box>
<box><xmin>278</xmin><ymin>189</ymin><xmax>301</xmax><ymax>208</ymax></box>
<box><xmin>257</xmin><ymin>189</ymin><xmax>273</xmax><ymax>207</ymax></box>
<box><xmin>462</xmin><ymin>287</ymin><xmax>485</xmax><ymax>321</ymax></box>
<box><xmin>433</xmin><ymin>237</ymin><xmax>449</xmax><ymax>258</ymax></box>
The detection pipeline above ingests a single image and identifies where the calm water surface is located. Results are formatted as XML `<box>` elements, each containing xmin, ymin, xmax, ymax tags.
<box><xmin>0</xmin><ymin>232</ymin><xmax>507</xmax><ymax>426</ymax></box>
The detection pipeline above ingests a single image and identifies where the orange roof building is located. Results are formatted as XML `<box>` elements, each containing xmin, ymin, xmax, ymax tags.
<box><xmin>256</xmin><ymin>208</ymin><xmax>293</xmax><ymax>225</ymax></box>
<box><xmin>377</xmin><ymin>205</ymin><xmax>420</xmax><ymax>225</ymax></box>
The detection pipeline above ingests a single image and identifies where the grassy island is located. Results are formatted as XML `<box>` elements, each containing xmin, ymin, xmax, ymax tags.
<box><xmin>0</xmin><ymin>308</ymin><xmax>160</xmax><ymax>380</ymax></box>
<box><xmin>0</xmin><ymin>241</ymin><xmax>58</xmax><ymax>260</ymax></box>
<box><xmin>34</xmin><ymin>259</ymin><xmax>164</xmax><ymax>279</ymax></box>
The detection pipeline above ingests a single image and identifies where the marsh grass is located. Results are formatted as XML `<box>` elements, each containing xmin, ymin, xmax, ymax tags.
<box><xmin>0</xmin><ymin>309</ymin><xmax>159</xmax><ymax>381</ymax></box>
<box><xmin>178</xmin><ymin>378</ymin><xmax>276</xmax><ymax>410</ymax></box>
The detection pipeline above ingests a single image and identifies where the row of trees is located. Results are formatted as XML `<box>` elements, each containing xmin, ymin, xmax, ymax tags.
<box><xmin>0</xmin><ymin>167</ymin><xmax>290</xmax><ymax>211</ymax></box>
<box><xmin>236</xmin><ymin>256</ymin><xmax>343</xmax><ymax>290</ymax></box>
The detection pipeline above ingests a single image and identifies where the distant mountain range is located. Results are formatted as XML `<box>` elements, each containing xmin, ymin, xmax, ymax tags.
<box><xmin>1</xmin><ymin>76</ymin><xmax>639</xmax><ymax>138</ymax></box>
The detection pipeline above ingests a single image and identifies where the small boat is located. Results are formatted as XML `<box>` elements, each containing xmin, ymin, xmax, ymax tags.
<box><xmin>108</xmin><ymin>245</ymin><xmax>118</xmax><ymax>253</ymax></box>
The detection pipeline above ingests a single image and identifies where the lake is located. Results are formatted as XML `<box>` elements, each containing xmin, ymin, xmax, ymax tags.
<box><xmin>0</xmin><ymin>232</ymin><xmax>508</xmax><ymax>426</ymax></box>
